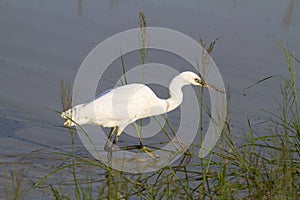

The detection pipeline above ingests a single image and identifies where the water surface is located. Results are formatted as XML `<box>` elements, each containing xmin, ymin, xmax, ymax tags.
<box><xmin>0</xmin><ymin>0</ymin><xmax>299</xmax><ymax>198</ymax></box>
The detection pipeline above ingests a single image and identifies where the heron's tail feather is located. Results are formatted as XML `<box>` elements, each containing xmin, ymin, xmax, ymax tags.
<box><xmin>61</xmin><ymin>104</ymin><xmax>90</xmax><ymax>127</ymax></box>
<box><xmin>61</xmin><ymin>108</ymin><xmax>75</xmax><ymax>127</ymax></box>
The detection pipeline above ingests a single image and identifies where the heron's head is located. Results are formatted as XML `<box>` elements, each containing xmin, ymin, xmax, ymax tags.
<box><xmin>181</xmin><ymin>71</ymin><xmax>224</xmax><ymax>93</ymax></box>
<box><xmin>180</xmin><ymin>71</ymin><xmax>205</xmax><ymax>86</ymax></box>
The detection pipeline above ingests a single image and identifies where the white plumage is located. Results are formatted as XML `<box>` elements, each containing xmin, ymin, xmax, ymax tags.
<box><xmin>61</xmin><ymin>71</ymin><xmax>220</xmax><ymax>150</ymax></box>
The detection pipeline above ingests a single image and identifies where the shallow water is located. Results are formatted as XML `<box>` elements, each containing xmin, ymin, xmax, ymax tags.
<box><xmin>0</xmin><ymin>0</ymin><xmax>300</xmax><ymax>198</ymax></box>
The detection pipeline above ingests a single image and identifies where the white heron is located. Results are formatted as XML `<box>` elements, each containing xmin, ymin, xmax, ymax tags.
<box><xmin>61</xmin><ymin>71</ymin><xmax>222</xmax><ymax>150</ymax></box>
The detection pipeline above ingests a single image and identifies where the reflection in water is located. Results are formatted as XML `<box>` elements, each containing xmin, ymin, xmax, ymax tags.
<box><xmin>78</xmin><ymin>0</ymin><xmax>82</xmax><ymax>16</ymax></box>
<box><xmin>105</xmin><ymin>143</ymin><xmax>184</xmax><ymax>173</ymax></box>
<box><xmin>231</xmin><ymin>0</ymin><xmax>237</xmax><ymax>12</ymax></box>
<box><xmin>282</xmin><ymin>0</ymin><xmax>299</xmax><ymax>31</ymax></box>
<box><xmin>103</xmin><ymin>153</ymin><xmax>191</xmax><ymax>199</ymax></box>
<box><xmin>105</xmin><ymin>170</ymin><xmax>126</xmax><ymax>199</ymax></box>
<box><xmin>109</xmin><ymin>0</ymin><xmax>120</xmax><ymax>10</ymax></box>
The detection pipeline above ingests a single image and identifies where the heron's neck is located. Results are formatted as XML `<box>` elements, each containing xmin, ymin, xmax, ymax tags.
<box><xmin>166</xmin><ymin>75</ymin><xmax>188</xmax><ymax>112</ymax></box>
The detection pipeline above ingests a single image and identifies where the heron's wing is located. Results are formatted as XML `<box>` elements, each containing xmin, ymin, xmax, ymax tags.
<box><xmin>75</xmin><ymin>83</ymin><xmax>164</xmax><ymax>127</ymax></box>
<box><xmin>93</xmin><ymin>84</ymin><xmax>145</xmax><ymax>103</ymax></box>
<box><xmin>95</xmin><ymin>88</ymin><xmax>114</xmax><ymax>99</ymax></box>
<box><xmin>87</xmin><ymin>84</ymin><xmax>151</xmax><ymax>120</ymax></box>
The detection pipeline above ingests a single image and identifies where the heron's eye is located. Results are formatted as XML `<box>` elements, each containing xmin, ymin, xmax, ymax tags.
<box><xmin>194</xmin><ymin>78</ymin><xmax>200</xmax><ymax>83</ymax></box>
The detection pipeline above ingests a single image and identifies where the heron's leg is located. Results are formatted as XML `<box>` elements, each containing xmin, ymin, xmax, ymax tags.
<box><xmin>104</xmin><ymin>127</ymin><xmax>117</xmax><ymax>151</ymax></box>
<box><xmin>113</xmin><ymin>128</ymin><xmax>123</xmax><ymax>145</ymax></box>
<box><xmin>134</xmin><ymin>129</ymin><xmax>144</xmax><ymax>147</ymax></box>
<box><xmin>138</xmin><ymin>134</ymin><xmax>143</xmax><ymax>147</ymax></box>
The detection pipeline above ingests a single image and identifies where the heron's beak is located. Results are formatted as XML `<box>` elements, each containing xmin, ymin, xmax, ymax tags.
<box><xmin>204</xmin><ymin>83</ymin><xmax>225</xmax><ymax>94</ymax></box>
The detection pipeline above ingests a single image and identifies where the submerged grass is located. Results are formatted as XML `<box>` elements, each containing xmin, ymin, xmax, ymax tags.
<box><xmin>3</xmin><ymin>168</ymin><xmax>31</xmax><ymax>200</ymax></box>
